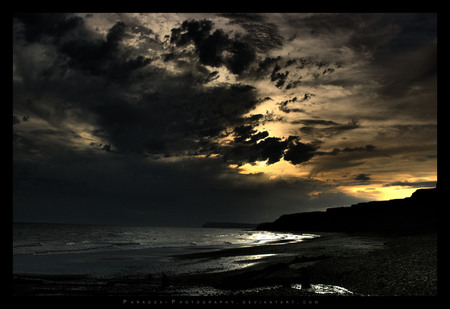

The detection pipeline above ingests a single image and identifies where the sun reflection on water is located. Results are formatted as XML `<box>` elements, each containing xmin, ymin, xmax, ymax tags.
<box><xmin>291</xmin><ymin>283</ymin><xmax>354</xmax><ymax>295</ymax></box>
<box><xmin>241</xmin><ymin>231</ymin><xmax>318</xmax><ymax>246</ymax></box>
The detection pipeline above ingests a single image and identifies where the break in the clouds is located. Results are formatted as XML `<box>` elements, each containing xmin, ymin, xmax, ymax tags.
<box><xmin>13</xmin><ymin>13</ymin><xmax>437</xmax><ymax>226</ymax></box>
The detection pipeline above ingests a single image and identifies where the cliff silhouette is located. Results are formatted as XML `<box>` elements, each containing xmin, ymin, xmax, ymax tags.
<box><xmin>257</xmin><ymin>187</ymin><xmax>438</xmax><ymax>234</ymax></box>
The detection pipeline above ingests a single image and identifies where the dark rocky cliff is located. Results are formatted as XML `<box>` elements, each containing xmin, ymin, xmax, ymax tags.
<box><xmin>256</xmin><ymin>188</ymin><xmax>438</xmax><ymax>234</ymax></box>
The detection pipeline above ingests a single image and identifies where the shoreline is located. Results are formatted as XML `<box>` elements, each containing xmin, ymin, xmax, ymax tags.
<box><xmin>12</xmin><ymin>231</ymin><xmax>438</xmax><ymax>299</ymax></box>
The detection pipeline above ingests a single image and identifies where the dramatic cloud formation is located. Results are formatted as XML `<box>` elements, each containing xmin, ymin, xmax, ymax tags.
<box><xmin>13</xmin><ymin>13</ymin><xmax>437</xmax><ymax>226</ymax></box>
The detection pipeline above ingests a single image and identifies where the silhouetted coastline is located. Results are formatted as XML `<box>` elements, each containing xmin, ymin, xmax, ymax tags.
<box><xmin>257</xmin><ymin>188</ymin><xmax>438</xmax><ymax>235</ymax></box>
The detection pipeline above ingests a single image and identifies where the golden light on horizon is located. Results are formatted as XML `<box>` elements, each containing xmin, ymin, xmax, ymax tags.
<box><xmin>338</xmin><ymin>184</ymin><xmax>432</xmax><ymax>201</ymax></box>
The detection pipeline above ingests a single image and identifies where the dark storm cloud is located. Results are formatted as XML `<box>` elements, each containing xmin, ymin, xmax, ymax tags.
<box><xmin>219</xmin><ymin>13</ymin><xmax>284</xmax><ymax>53</ymax></box>
<box><xmin>13</xmin><ymin>15</ymin><xmax>266</xmax><ymax>160</ymax></box>
<box><xmin>13</xmin><ymin>14</ymin><xmax>322</xmax><ymax>169</ymax></box>
<box><xmin>371</xmin><ymin>39</ymin><xmax>437</xmax><ymax>99</ymax></box>
<box><xmin>15</xmin><ymin>16</ymin><xmax>134</xmax><ymax>80</ymax></box>
<box><xmin>276</xmin><ymin>13</ymin><xmax>437</xmax><ymax>98</ymax></box>
<box><xmin>278</xmin><ymin>97</ymin><xmax>306</xmax><ymax>114</ymax></box>
<box><xmin>169</xmin><ymin>19</ymin><xmax>257</xmax><ymax>75</ymax></box>
<box><xmin>287</xmin><ymin>13</ymin><xmax>436</xmax><ymax>54</ymax></box>
<box><xmin>89</xmin><ymin>82</ymin><xmax>259</xmax><ymax>155</ymax></box>
<box><xmin>223</xmin><ymin>136</ymin><xmax>287</xmax><ymax>166</ymax></box>
<box><xmin>253</xmin><ymin>56</ymin><xmax>280</xmax><ymax>76</ymax></box>
<box><xmin>244</xmin><ymin>55</ymin><xmax>307</xmax><ymax>90</ymax></box>
<box><xmin>13</xmin><ymin>13</ymin><xmax>436</xmax><ymax>163</ymax></box>
<box><xmin>232</xmin><ymin>125</ymin><xmax>269</xmax><ymax>144</ymax></box>
<box><xmin>13</xmin><ymin>13</ymin><xmax>435</xmax><ymax>226</ymax></box>
<box><xmin>283</xmin><ymin>137</ymin><xmax>317</xmax><ymax>165</ymax></box>
<box><xmin>59</xmin><ymin>21</ymin><xmax>153</xmax><ymax>80</ymax></box>
<box><xmin>270</xmin><ymin>63</ymin><xmax>289</xmax><ymax>88</ymax></box>
<box><xmin>13</xmin><ymin>11</ymin><xmax>325</xmax><ymax>223</ymax></box>
<box><xmin>13</xmin><ymin>149</ymin><xmax>366</xmax><ymax>226</ymax></box>
<box><xmin>13</xmin><ymin>13</ymin><xmax>86</xmax><ymax>44</ymax></box>
<box><xmin>223</xmin><ymin>131</ymin><xmax>318</xmax><ymax>166</ymax></box>
<box><xmin>10</xmin><ymin>124</ymin><xmax>399</xmax><ymax>226</ymax></box>
<box><xmin>167</xmin><ymin>15</ymin><xmax>286</xmax><ymax>84</ymax></box>
<box><xmin>14</xmin><ymin>14</ymin><xmax>160</xmax><ymax>83</ymax></box>
<box><xmin>279</xmin><ymin>106</ymin><xmax>304</xmax><ymax>114</ymax></box>
<box><xmin>352</xmin><ymin>14</ymin><xmax>436</xmax><ymax>100</ymax></box>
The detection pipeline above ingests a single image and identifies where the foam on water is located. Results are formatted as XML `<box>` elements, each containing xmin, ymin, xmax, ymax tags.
<box><xmin>291</xmin><ymin>283</ymin><xmax>354</xmax><ymax>295</ymax></box>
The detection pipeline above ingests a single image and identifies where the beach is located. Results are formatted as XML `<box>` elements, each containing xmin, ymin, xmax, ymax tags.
<box><xmin>12</xmin><ymin>231</ymin><xmax>438</xmax><ymax>302</ymax></box>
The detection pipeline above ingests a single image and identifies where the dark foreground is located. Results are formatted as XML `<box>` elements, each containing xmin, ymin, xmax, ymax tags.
<box><xmin>12</xmin><ymin>232</ymin><xmax>438</xmax><ymax>304</ymax></box>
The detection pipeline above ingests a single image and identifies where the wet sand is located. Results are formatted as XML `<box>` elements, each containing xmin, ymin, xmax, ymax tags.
<box><xmin>12</xmin><ymin>232</ymin><xmax>438</xmax><ymax>302</ymax></box>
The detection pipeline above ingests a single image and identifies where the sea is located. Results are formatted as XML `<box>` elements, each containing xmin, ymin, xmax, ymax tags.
<box><xmin>13</xmin><ymin>222</ymin><xmax>317</xmax><ymax>278</ymax></box>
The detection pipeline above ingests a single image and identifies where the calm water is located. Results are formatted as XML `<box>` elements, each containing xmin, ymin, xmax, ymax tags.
<box><xmin>13</xmin><ymin>223</ymin><xmax>317</xmax><ymax>277</ymax></box>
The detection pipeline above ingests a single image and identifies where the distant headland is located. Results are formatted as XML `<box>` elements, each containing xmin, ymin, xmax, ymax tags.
<box><xmin>256</xmin><ymin>187</ymin><xmax>438</xmax><ymax>234</ymax></box>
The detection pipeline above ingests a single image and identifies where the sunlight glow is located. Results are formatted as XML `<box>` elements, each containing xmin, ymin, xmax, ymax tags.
<box><xmin>232</xmin><ymin>158</ymin><xmax>310</xmax><ymax>179</ymax></box>
<box><xmin>338</xmin><ymin>184</ymin><xmax>425</xmax><ymax>201</ymax></box>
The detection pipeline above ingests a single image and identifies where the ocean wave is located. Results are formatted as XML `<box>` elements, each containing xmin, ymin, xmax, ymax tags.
<box><xmin>13</xmin><ymin>224</ymin><xmax>319</xmax><ymax>257</ymax></box>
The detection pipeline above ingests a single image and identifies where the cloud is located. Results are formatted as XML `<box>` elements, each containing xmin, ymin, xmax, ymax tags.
<box><xmin>299</xmin><ymin>119</ymin><xmax>361</xmax><ymax>138</ymax></box>
<box><xmin>169</xmin><ymin>19</ymin><xmax>257</xmax><ymax>75</ymax></box>
<box><xmin>293</xmin><ymin>119</ymin><xmax>338</xmax><ymax>126</ymax></box>
<box><xmin>12</xmin><ymin>13</ymin><xmax>437</xmax><ymax>225</ymax></box>
<box><xmin>278</xmin><ymin>97</ymin><xmax>306</xmax><ymax>114</ymax></box>
<box><xmin>382</xmin><ymin>181</ymin><xmax>436</xmax><ymax>188</ymax></box>
<box><xmin>309</xmin><ymin>145</ymin><xmax>378</xmax><ymax>176</ymax></box>
<box><xmin>283</xmin><ymin>137</ymin><xmax>318</xmax><ymax>165</ymax></box>
<box><xmin>59</xmin><ymin>21</ymin><xmax>153</xmax><ymax>80</ymax></box>
<box><xmin>14</xmin><ymin>14</ymin><xmax>325</xmax><ymax>170</ymax></box>
<box><xmin>13</xmin><ymin>15</ymin><xmax>265</xmax><ymax>159</ymax></box>
<box><xmin>13</xmin><ymin>145</ymin><xmax>366</xmax><ymax>225</ymax></box>
<box><xmin>270</xmin><ymin>63</ymin><xmax>289</xmax><ymax>88</ymax></box>
<box><xmin>13</xmin><ymin>13</ymin><xmax>87</xmax><ymax>44</ymax></box>
<box><xmin>219</xmin><ymin>13</ymin><xmax>284</xmax><ymax>52</ymax></box>
<box><xmin>223</xmin><ymin>136</ymin><xmax>286</xmax><ymax>166</ymax></box>
<box><xmin>354</xmin><ymin>173</ymin><xmax>371</xmax><ymax>181</ymax></box>
<box><xmin>88</xmin><ymin>82</ymin><xmax>260</xmax><ymax>155</ymax></box>
<box><xmin>14</xmin><ymin>14</ymin><xmax>154</xmax><ymax>82</ymax></box>
<box><xmin>222</xmin><ymin>131</ymin><xmax>318</xmax><ymax>167</ymax></box>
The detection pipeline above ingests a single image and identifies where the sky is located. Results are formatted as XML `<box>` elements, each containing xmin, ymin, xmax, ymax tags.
<box><xmin>12</xmin><ymin>13</ymin><xmax>438</xmax><ymax>227</ymax></box>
